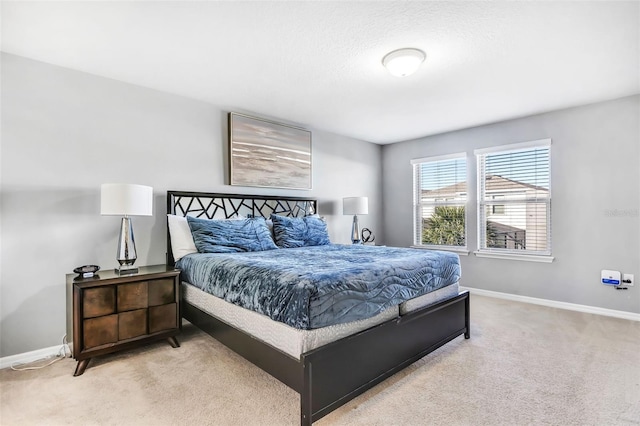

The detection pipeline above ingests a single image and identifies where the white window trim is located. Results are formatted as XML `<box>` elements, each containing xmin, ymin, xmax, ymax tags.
<box><xmin>412</xmin><ymin>152</ymin><xmax>468</xmax><ymax>250</ymax></box>
<box><xmin>412</xmin><ymin>245</ymin><xmax>470</xmax><ymax>255</ymax></box>
<box><xmin>473</xmin><ymin>138</ymin><xmax>551</xmax><ymax>155</ymax></box>
<box><xmin>475</xmin><ymin>139</ymin><xmax>552</xmax><ymax>259</ymax></box>
<box><xmin>474</xmin><ymin>251</ymin><xmax>554</xmax><ymax>263</ymax></box>
<box><xmin>411</xmin><ymin>152</ymin><xmax>467</xmax><ymax>164</ymax></box>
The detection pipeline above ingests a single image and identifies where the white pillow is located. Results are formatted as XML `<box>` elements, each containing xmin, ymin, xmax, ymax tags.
<box><xmin>265</xmin><ymin>219</ymin><xmax>274</xmax><ymax>238</ymax></box>
<box><xmin>167</xmin><ymin>214</ymin><xmax>198</xmax><ymax>261</ymax></box>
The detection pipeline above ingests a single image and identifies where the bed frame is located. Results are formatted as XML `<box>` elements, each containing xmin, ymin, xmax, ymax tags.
<box><xmin>167</xmin><ymin>191</ymin><xmax>470</xmax><ymax>425</ymax></box>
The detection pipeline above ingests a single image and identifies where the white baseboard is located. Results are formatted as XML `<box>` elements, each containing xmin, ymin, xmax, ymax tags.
<box><xmin>0</xmin><ymin>345</ymin><xmax>63</xmax><ymax>370</ymax></box>
<box><xmin>461</xmin><ymin>286</ymin><xmax>640</xmax><ymax>322</ymax></box>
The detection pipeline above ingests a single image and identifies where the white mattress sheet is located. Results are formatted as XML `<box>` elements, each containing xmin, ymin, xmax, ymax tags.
<box><xmin>183</xmin><ymin>281</ymin><xmax>459</xmax><ymax>359</ymax></box>
<box><xmin>400</xmin><ymin>282</ymin><xmax>460</xmax><ymax>314</ymax></box>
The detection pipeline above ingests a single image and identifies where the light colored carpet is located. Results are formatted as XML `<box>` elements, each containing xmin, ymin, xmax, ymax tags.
<box><xmin>1</xmin><ymin>295</ymin><xmax>639</xmax><ymax>425</ymax></box>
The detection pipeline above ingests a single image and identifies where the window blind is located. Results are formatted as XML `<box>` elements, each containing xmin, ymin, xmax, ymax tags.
<box><xmin>412</xmin><ymin>154</ymin><xmax>467</xmax><ymax>248</ymax></box>
<box><xmin>476</xmin><ymin>140</ymin><xmax>551</xmax><ymax>256</ymax></box>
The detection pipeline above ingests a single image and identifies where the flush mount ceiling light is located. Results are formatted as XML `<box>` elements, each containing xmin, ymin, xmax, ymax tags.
<box><xmin>382</xmin><ymin>48</ymin><xmax>426</xmax><ymax>77</ymax></box>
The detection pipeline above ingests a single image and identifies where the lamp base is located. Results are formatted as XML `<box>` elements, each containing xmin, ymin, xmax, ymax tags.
<box><xmin>115</xmin><ymin>265</ymin><xmax>139</xmax><ymax>275</ymax></box>
<box><xmin>116</xmin><ymin>216</ymin><xmax>138</xmax><ymax>274</ymax></box>
<box><xmin>351</xmin><ymin>214</ymin><xmax>362</xmax><ymax>245</ymax></box>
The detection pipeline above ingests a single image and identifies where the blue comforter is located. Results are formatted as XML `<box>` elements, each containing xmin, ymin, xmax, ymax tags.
<box><xmin>177</xmin><ymin>244</ymin><xmax>461</xmax><ymax>330</ymax></box>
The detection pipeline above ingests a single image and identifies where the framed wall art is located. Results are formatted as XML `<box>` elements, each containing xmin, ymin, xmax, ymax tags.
<box><xmin>228</xmin><ymin>112</ymin><xmax>312</xmax><ymax>190</ymax></box>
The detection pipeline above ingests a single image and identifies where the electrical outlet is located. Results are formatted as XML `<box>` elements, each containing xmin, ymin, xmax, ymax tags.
<box><xmin>622</xmin><ymin>274</ymin><xmax>634</xmax><ymax>286</ymax></box>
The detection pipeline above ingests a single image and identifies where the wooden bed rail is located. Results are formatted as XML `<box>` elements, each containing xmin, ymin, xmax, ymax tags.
<box><xmin>182</xmin><ymin>291</ymin><xmax>470</xmax><ymax>425</ymax></box>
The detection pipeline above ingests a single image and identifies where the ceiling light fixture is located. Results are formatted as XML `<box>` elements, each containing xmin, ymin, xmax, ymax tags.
<box><xmin>382</xmin><ymin>48</ymin><xmax>426</xmax><ymax>77</ymax></box>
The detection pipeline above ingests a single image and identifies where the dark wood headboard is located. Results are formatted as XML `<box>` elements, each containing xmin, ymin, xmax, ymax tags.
<box><xmin>166</xmin><ymin>191</ymin><xmax>317</xmax><ymax>265</ymax></box>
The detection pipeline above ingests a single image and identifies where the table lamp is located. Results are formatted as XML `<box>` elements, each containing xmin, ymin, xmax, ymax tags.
<box><xmin>101</xmin><ymin>183</ymin><xmax>153</xmax><ymax>273</ymax></box>
<box><xmin>343</xmin><ymin>196</ymin><xmax>368</xmax><ymax>244</ymax></box>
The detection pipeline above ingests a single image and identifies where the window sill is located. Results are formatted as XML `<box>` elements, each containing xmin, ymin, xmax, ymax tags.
<box><xmin>411</xmin><ymin>246</ymin><xmax>469</xmax><ymax>256</ymax></box>
<box><xmin>473</xmin><ymin>251</ymin><xmax>554</xmax><ymax>263</ymax></box>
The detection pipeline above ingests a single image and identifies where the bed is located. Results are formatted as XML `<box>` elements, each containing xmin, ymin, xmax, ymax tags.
<box><xmin>167</xmin><ymin>191</ymin><xmax>470</xmax><ymax>425</ymax></box>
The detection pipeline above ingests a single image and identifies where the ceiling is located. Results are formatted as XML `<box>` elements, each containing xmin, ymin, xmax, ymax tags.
<box><xmin>2</xmin><ymin>1</ymin><xmax>639</xmax><ymax>144</ymax></box>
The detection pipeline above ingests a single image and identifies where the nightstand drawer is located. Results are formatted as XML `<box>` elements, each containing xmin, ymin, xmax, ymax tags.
<box><xmin>118</xmin><ymin>309</ymin><xmax>147</xmax><ymax>340</ymax></box>
<box><xmin>149</xmin><ymin>303</ymin><xmax>177</xmax><ymax>333</ymax></box>
<box><xmin>148</xmin><ymin>278</ymin><xmax>176</xmax><ymax>306</ymax></box>
<box><xmin>83</xmin><ymin>287</ymin><xmax>116</xmax><ymax>318</ymax></box>
<box><xmin>84</xmin><ymin>314</ymin><xmax>118</xmax><ymax>348</ymax></box>
<box><xmin>118</xmin><ymin>281</ymin><xmax>148</xmax><ymax>311</ymax></box>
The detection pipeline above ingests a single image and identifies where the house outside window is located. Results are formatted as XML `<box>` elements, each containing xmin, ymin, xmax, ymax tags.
<box><xmin>491</xmin><ymin>195</ymin><xmax>505</xmax><ymax>215</ymax></box>
<box><xmin>475</xmin><ymin>139</ymin><xmax>552</xmax><ymax>259</ymax></box>
<box><xmin>411</xmin><ymin>153</ymin><xmax>467</xmax><ymax>250</ymax></box>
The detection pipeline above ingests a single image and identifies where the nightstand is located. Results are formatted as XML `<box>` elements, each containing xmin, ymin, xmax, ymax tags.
<box><xmin>66</xmin><ymin>265</ymin><xmax>181</xmax><ymax>376</ymax></box>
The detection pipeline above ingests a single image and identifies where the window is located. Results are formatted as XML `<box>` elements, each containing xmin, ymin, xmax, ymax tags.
<box><xmin>491</xmin><ymin>195</ymin><xmax>505</xmax><ymax>215</ymax></box>
<box><xmin>475</xmin><ymin>139</ymin><xmax>551</xmax><ymax>258</ymax></box>
<box><xmin>412</xmin><ymin>153</ymin><xmax>467</xmax><ymax>249</ymax></box>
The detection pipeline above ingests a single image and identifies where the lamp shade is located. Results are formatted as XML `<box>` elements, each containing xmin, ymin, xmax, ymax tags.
<box><xmin>101</xmin><ymin>184</ymin><xmax>153</xmax><ymax>216</ymax></box>
<box><xmin>343</xmin><ymin>197</ymin><xmax>368</xmax><ymax>215</ymax></box>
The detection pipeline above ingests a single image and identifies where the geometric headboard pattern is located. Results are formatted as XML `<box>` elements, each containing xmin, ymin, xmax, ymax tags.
<box><xmin>167</xmin><ymin>191</ymin><xmax>316</xmax><ymax>220</ymax></box>
<box><xmin>166</xmin><ymin>191</ymin><xmax>318</xmax><ymax>264</ymax></box>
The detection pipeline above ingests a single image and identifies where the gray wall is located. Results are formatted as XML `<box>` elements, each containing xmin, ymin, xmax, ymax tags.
<box><xmin>0</xmin><ymin>53</ymin><xmax>382</xmax><ymax>357</ymax></box>
<box><xmin>382</xmin><ymin>95</ymin><xmax>639</xmax><ymax>314</ymax></box>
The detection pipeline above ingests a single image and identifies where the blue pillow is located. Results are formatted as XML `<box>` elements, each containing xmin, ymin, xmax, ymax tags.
<box><xmin>270</xmin><ymin>214</ymin><xmax>331</xmax><ymax>248</ymax></box>
<box><xmin>304</xmin><ymin>215</ymin><xmax>331</xmax><ymax>246</ymax></box>
<box><xmin>187</xmin><ymin>216</ymin><xmax>278</xmax><ymax>253</ymax></box>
